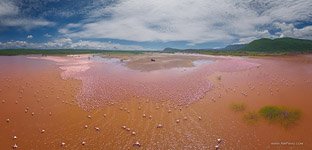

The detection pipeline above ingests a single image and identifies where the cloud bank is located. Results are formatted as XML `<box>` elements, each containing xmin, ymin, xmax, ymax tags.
<box><xmin>0</xmin><ymin>0</ymin><xmax>311</xmax><ymax>49</ymax></box>
<box><xmin>61</xmin><ymin>0</ymin><xmax>312</xmax><ymax>44</ymax></box>
<box><xmin>0</xmin><ymin>38</ymin><xmax>145</xmax><ymax>50</ymax></box>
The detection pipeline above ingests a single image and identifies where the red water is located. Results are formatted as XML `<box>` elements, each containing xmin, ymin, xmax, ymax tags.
<box><xmin>1</xmin><ymin>54</ymin><xmax>311</xmax><ymax>149</ymax></box>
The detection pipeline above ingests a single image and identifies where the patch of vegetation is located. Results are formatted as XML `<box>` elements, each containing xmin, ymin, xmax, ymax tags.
<box><xmin>259</xmin><ymin>105</ymin><xmax>301</xmax><ymax>127</ymax></box>
<box><xmin>230</xmin><ymin>102</ymin><xmax>246</xmax><ymax>112</ymax></box>
<box><xmin>243</xmin><ymin>111</ymin><xmax>260</xmax><ymax>124</ymax></box>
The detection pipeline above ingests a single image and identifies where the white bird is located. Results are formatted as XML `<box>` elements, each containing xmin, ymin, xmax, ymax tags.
<box><xmin>157</xmin><ymin>124</ymin><xmax>163</xmax><ymax>128</ymax></box>
<box><xmin>131</xmin><ymin>131</ymin><xmax>136</xmax><ymax>135</ymax></box>
<box><xmin>176</xmin><ymin>120</ymin><xmax>180</xmax><ymax>123</ymax></box>
<box><xmin>41</xmin><ymin>129</ymin><xmax>45</xmax><ymax>133</ymax></box>
<box><xmin>82</xmin><ymin>141</ymin><xmax>86</xmax><ymax>145</ymax></box>
<box><xmin>84</xmin><ymin>125</ymin><xmax>88</xmax><ymax>129</ymax></box>
<box><xmin>61</xmin><ymin>142</ymin><xmax>65</xmax><ymax>146</ymax></box>
<box><xmin>133</xmin><ymin>141</ymin><xmax>141</xmax><ymax>147</ymax></box>
<box><xmin>95</xmin><ymin>127</ymin><xmax>100</xmax><ymax>131</ymax></box>
<box><xmin>6</xmin><ymin>118</ymin><xmax>10</xmax><ymax>123</ymax></box>
<box><xmin>12</xmin><ymin>144</ymin><xmax>18</xmax><ymax>149</ymax></box>
<box><xmin>13</xmin><ymin>136</ymin><xmax>17</xmax><ymax>140</ymax></box>
<box><xmin>217</xmin><ymin>138</ymin><xmax>222</xmax><ymax>143</ymax></box>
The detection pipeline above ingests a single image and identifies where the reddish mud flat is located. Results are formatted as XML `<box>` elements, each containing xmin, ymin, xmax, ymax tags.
<box><xmin>0</xmin><ymin>54</ymin><xmax>312</xmax><ymax>149</ymax></box>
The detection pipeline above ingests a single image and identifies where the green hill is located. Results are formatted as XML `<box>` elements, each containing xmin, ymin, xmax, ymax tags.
<box><xmin>241</xmin><ymin>37</ymin><xmax>312</xmax><ymax>52</ymax></box>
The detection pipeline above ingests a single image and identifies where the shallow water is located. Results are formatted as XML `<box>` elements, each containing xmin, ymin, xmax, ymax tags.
<box><xmin>0</xmin><ymin>54</ymin><xmax>312</xmax><ymax>149</ymax></box>
<box><xmin>34</xmin><ymin>55</ymin><xmax>258</xmax><ymax>109</ymax></box>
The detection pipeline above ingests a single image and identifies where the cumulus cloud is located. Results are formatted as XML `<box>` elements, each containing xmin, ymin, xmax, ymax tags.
<box><xmin>274</xmin><ymin>22</ymin><xmax>312</xmax><ymax>39</ymax></box>
<box><xmin>61</xmin><ymin>0</ymin><xmax>312</xmax><ymax>44</ymax></box>
<box><xmin>27</xmin><ymin>35</ymin><xmax>33</xmax><ymax>39</ymax></box>
<box><xmin>0</xmin><ymin>41</ymin><xmax>30</xmax><ymax>48</ymax></box>
<box><xmin>0</xmin><ymin>38</ymin><xmax>145</xmax><ymax>50</ymax></box>
<box><xmin>44</xmin><ymin>33</ymin><xmax>52</xmax><ymax>38</ymax></box>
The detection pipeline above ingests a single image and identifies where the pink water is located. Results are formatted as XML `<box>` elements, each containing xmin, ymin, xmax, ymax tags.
<box><xmin>31</xmin><ymin>55</ymin><xmax>259</xmax><ymax>109</ymax></box>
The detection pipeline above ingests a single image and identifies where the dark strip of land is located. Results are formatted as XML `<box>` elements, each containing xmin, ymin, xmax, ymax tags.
<box><xmin>1</xmin><ymin>37</ymin><xmax>312</xmax><ymax>56</ymax></box>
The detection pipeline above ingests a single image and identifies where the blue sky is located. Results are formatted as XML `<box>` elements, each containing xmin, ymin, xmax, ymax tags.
<box><xmin>0</xmin><ymin>0</ymin><xmax>311</xmax><ymax>50</ymax></box>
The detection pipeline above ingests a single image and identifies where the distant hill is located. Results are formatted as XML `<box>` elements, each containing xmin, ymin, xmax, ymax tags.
<box><xmin>163</xmin><ymin>37</ymin><xmax>312</xmax><ymax>55</ymax></box>
<box><xmin>241</xmin><ymin>37</ymin><xmax>312</xmax><ymax>52</ymax></box>
<box><xmin>163</xmin><ymin>47</ymin><xmax>214</xmax><ymax>52</ymax></box>
<box><xmin>163</xmin><ymin>47</ymin><xmax>181</xmax><ymax>52</ymax></box>
<box><xmin>221</xmin><ymin>44</ymin><xmax>246</xmax><ymax>50</ymax></box>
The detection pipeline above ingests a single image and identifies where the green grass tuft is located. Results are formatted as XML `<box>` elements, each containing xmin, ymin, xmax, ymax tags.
<box><xmin>259</xmin><ymin>105</ymin><xmax>301</xmax><ymax>127</ymax></box>
<box><xmin>230</xmin><ymin>102</ymin><xmax>246</xmax><ymax>112</ymax></box>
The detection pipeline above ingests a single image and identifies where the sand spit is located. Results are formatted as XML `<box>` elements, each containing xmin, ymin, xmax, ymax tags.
<box><xmin>28</xmin><ymin>55</ymin><xmax>92</xmax><ymax>79</ymax></box>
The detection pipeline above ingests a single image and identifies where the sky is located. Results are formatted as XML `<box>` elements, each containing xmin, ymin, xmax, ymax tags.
<box><xmin>0</xmin><ymin>0</ymin><xmax>311</xmax><ymax>50</ymax></box>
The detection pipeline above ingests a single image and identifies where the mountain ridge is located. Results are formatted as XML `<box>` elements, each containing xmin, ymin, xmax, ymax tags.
<box><xmin>163</xmin><ymin>37</ymin><xmax>312</xmax><ymax>53</ymax></box>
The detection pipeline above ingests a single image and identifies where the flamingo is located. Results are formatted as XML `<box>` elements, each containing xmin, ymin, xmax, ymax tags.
<box><xmin>12</xmin><ymin>144</ymin><xmax>18</xmax><ymax>149</ymax></box>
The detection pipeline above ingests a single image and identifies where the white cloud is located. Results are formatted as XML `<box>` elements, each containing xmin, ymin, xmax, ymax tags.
<box><xmin>27</xmin><ymin>35</ymin><xmax>33</xmax><ymax>39</ymax></box>
<box><xmin>61</xmin><ymin>0</ymin><xmax>312</xmax><ymax>44</ymax></box>
<box><xmin>44</xmin><ymin>33</ymin><xmax>52</xmax><ymax>38</ymax></box>
<box><xmin>0</xmin><ymin>1</ymin><xmax>55</xmax><ymax>29</ymax></box>
<box><xmin>1</xmin><ymin>18</ymin><xmax>55</xmax><ymax>29</ymax></box>
<box><xmin>0</xmin><ymin>0</ymin><xmax>18</xmax><ymax>17</ymax></box>
<box><xmin>0</xmin><ymin>38</ymin><xmax>145</xmax><ymax>50</ymax></box>
<box><xmin>237</xmin><ymin>30</ymin><xmax>275</xmax><ymax>44</ymax></box>
<box><xmin>0</xmin><ymin>41</ymin><xmax>32</xmax><ymax>48</ymax></box>
<box><xmin>274</xmin><ymin>22</ymin><xmax>312</xmax><ymax>39</ymax></box>
<box><xmin>69</xmin><ymin>40</ymin><xmax>144</xmax><ymax>50</ymax></box>
<box><xmin>44</xmin><ymin>38</ymin><xmax>73</xmax><ymax>48</ymax></box>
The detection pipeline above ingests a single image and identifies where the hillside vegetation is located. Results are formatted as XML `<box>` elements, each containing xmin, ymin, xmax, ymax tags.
<box><xmin>163</xmin><ymin>37</ymin><xmax>312</xmax><ymax>56</ymax></box>
<box><xmin>241</xmin><ymin>37</ymin><xmax>312</xmax><ymax>52</ymax></box>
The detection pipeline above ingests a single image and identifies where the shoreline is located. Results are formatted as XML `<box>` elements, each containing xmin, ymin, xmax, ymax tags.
<box><xmin>1</xmin><ymin>49</ymin><xmax>312</xmax><ymax>57</ymax></box>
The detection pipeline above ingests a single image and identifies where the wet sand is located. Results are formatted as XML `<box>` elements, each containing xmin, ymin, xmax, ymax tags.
<box><xmin>0</xmin><ymin>54</ymin><xmax>312</xmax><ymax>149</ymax></box>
